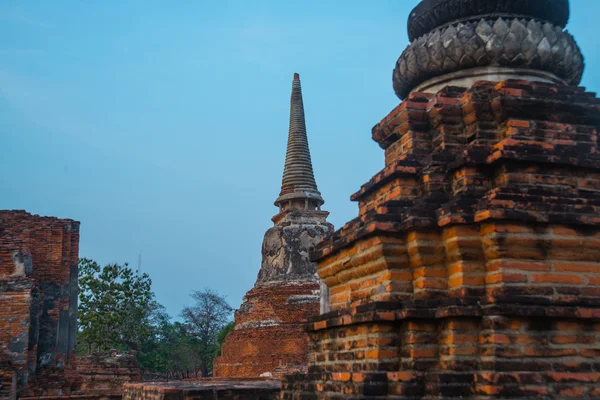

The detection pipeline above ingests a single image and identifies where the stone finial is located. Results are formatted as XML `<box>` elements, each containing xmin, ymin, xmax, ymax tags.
<box><xmin>393</xmin><ymin>0</ymin><xmax>584</xmax><ymax>99</ymax></box>
<box><xmin>275</xmin><ymin>73</ymin><xmax>324</xmax><ymax>210</ymax></box>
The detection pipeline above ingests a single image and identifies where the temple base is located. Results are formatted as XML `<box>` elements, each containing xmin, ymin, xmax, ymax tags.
<box><xmin>214</xmin><ymin>283</ymin><xmax>319</xmax><ymax>378</ymax></box>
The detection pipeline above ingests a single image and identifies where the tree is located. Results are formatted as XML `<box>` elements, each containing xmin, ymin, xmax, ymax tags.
<box><xmin>78</xmin><ymin>259</ymin><xmax>234</xmax><ymax>378</ymax></box>
<box><xmin>181</xmin><ymin>288</ymin><xmax>233</xmax><ymax>376</ymax></box>
<box><xmin>78</xmin><ymin>258</ymin><xmax>157</xmax><ymax>355</ymax></box>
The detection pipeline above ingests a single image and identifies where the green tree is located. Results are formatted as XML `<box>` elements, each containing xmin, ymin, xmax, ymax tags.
<box><xmin>181</xmin><ymin>288</ymin><xmax>233</xmax><ymax>376</ymax></box>
<box><xmin>78</xmin><ymin>259</ymin><xmax>234</xmax><ymax>378</ymax></box>
<box><xmin>134</xmin><ymin>303</ymin><xmax>172</xmax><ymax>374</ymax></box>
<box><xmin>78</xmin><ymin>258</ymin><xmax>157</xmax><ymax>355</ymax></box>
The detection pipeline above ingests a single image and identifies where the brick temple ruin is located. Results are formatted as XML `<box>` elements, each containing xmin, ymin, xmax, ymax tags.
<box><xmin>283</xmin><ymin>0</ymin><xmax>600</xmax><ymax>398</ymax></box>
<box><xmin>0</xmin><ymin>211</ymin><xmax>80</xmax><ymax>397</ymax></box>
<box><xmin>214</xmin><ymin>73</ymin><xmax>333</xmax><ymax>378</ymax></box>
<box><xmin>125</xmin><ymin>73</ymin><xmax>333</xmax><ymax>399</ymax></box>
<box><xmin>0</xmin><ymin>211</ymin><xmax>140</xmax><ymax>399</ymax></box>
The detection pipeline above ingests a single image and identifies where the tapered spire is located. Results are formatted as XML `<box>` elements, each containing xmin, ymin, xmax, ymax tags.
<box><xmin>275</xmin><ymin>73</ymin><xmax>324</xmax><ymax>211</ymax></box>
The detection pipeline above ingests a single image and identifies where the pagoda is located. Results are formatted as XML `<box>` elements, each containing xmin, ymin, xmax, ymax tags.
<box><xmin>214</xmin><ymin>73</ymin><xmax>333</xmax><ymax>378</ymax></box>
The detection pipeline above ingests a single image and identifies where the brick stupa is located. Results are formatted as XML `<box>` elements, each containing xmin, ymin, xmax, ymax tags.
<box><xmin>284</xmin><ymin>0</ymin><xmax>600</xmax><ymax>398</ymax></box>
<box><xmin>214</xmin><ymin>73</ymin><xmax>333</xmax><ymax>378</ymax></box>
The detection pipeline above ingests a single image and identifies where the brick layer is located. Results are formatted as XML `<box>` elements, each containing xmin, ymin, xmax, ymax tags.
<box><xmin>284</xmin><ymin>312</ymin><xmax>600</xmax><ymax>399</ymax></box>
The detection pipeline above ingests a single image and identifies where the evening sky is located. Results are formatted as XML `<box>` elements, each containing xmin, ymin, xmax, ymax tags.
<box><xmin>2</xmin><ymin>0</ymin><xmax>599</xmax><ymax>317</ymax></box>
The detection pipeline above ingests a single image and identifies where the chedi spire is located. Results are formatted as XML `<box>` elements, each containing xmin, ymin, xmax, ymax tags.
<box><xmin>275</xmin><ymin>73</ymin><xmax>324</xmax><ymax>211</ymax></box>
<box><xmin>213</xmin><ymin>73</ymin><xmax>333</xmax><ymax>379</ymax></box>
<box><xmin>393</xmin><ymin>0</ymin><xmax>584</xmax><ymax>99</ymax></box>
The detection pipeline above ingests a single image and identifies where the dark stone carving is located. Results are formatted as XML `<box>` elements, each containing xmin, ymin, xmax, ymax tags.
<box><xmin>408</xmin><ymin>0</ymin><xmax>570</xmax><ymax>41</ymax></box>
<box><xmin>394</xmin><ymin>17</ymin><xmax>584</xmax><ymax>99</ymax></box>
<box><xmin>256</xmin><ymin>210</ymin><xmax>333</xmax><ymax>287</ymax></box>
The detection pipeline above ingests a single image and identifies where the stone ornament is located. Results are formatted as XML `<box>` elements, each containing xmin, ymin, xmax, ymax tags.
<box><xmin>408</xmin><ymin>0</ymin><xmax>570</xmax><ymax>41</ymax></box>
<box><xmin>394</xmin><ymin>16</ymin><xmax>584</xmax><ymax>99</ymax></box>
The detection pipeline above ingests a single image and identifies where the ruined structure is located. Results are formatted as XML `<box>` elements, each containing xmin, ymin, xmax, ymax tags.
<box><xmin>0</xmin><ymin>211</ymin><xmax>140</xmax><ymax>399</ymax></box>
<box><xmin>214</xmin><ymin>73</ymin><xmax>333</xmax><ymax>378</ymax></box>
<box><xmin>0</xmin><ymin>210</ymin><xmax>80</xmax><ymax>397</ymax></box>
<box><xmin>124</xmin><ymin>379</ymin><xmax>281</xmax><ymax>400</ymax></box>
<box><xmin>72</xmin><ymin>351</ymin><xmax>141</xmax><ymax>399</ymax></box>
<box><xmin>284</xmin><ymin>0</ymin><xmax>600</xmax><ymax>398</ymax></box>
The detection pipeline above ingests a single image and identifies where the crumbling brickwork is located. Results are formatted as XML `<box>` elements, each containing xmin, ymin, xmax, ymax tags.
<box><xmin>282</xmin><ymin>0</ymin><xmax>600</xmax><ymax>396</ymax></box>
<box><xmin>214</xmin><ymin>282</ymin><xmax>320</xmax><ymax>378</ymax></box>
<box><xmin>0</xmin><ymin>210</ymin><xmax>80</xmax><ymax>397</ymax></box>
<box><xmin>282</xmin><ymin>79</ymin><xmax>600</xmax><ymax>398</ymax></box>
<box><xmin>71</xmin><ymin>351</ymin><xmax>141</xmax><ymax>397</ymax></box>
<box><xmin>0</xmin><ymin>211</ymin><xmax>144</xmax><ymax>399</ymax></box>
<box><xmin>214</xmin><ymin>209</ymin><xmax>332</xmax><ymax>378</ymax></box>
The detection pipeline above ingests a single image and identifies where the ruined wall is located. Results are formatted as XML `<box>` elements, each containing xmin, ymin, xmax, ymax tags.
<box><xmin>283</xmin><ymin>81</ymin><xmax>600</xmax><ymax>399</ymax></box>
<box><xmin>71</xmin><ymin>351</ymin><xmax>141</xmax><ymax>397</ymax></box>
<box><xmin>123</xmin><ymin>379</ymin><xmax>280</xmax><ymax>400</ymax></box>
<box><xmin>214</xmin><ymin>284</ymin><xmax>319</xmax><ymax>378</ymax></box>
<box><xmin>0</xmin><ymin>279</ymin><xmax>33</xmax><ymax>381</ymax></box>
<box><xmin>0</xmin><ymin>210</ymin><xmax>80</xmax><ymax>396</ymax></box>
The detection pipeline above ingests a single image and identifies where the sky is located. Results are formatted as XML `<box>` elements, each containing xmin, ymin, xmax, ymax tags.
<box><xmin>2</xmin><ymin>0</ymin><xmax>600</xmax><ymax>318</ymax></box>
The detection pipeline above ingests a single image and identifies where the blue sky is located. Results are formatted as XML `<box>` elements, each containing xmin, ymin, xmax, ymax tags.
<box><xmin>2</xmin><ymin>1</ymin><xmax>599</xmax><ymax>317</ymax></box>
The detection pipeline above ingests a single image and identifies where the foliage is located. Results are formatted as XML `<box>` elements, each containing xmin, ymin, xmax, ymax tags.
<box><xmin>181</xmin><ymin>288</ymin><xmax>234</xmax><ymax>376</ymax></box>
<box><xmin>78</xmin><ymin>258</ymin><xmax>156</xmax><ymax>354</ymax></box>
<box><xmin>77</xmin><ymin>259</ymin><xmax>234</xmax><ymax>377</ymax></box>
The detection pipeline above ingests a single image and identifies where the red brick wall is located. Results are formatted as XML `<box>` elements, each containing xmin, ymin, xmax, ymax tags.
<box><xmin>285</xmin><ymin>315</ymin><xmax>600</xmax><ymax>398</ymax></box>
<box><xmin>0</xmin><ymin>279</ymin><xmax>33</xmax><ymax>377</ymax></box>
